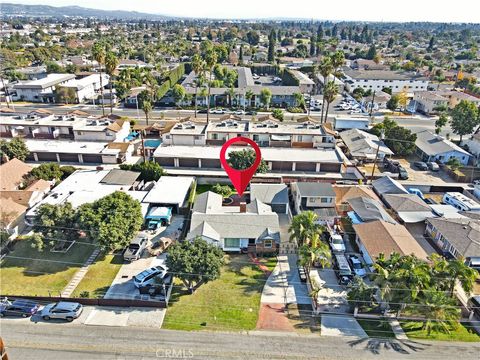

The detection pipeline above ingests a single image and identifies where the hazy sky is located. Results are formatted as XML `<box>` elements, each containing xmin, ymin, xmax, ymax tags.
<box><xmin>3</xmin><ymin>0</ymin><xmax>480</xmax><ymax>23</ymax></box>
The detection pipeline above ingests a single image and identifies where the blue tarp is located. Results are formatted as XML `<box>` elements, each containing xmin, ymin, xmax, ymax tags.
<box><xmin>347</xmin><ymin>211</ymin><xmax>363</xmax><ymax>225</ymax></box>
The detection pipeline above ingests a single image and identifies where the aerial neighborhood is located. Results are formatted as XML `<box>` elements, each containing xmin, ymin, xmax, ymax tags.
<box><xmin>0</xmin><ymin>2</ymin><xmax>480</xmax><ymax>358</ymax></box>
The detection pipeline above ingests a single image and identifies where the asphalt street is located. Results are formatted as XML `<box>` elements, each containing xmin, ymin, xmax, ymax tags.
<box><xmin>1</xmin><ymin>321</ymin><xmax>479</xmax><ymax>360</ymax></box>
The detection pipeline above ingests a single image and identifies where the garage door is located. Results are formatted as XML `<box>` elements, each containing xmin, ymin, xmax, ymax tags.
<box><xmin>295</xmin><ymin>162</ymin><xmax>316</xmax><ymax>172</ymax></box>
<box><xmin>156</xmin><ymin>157</ymin><xmax>174</xmax><ymax>167</ymax></box>
<box><xmin>179</xmin><ymin>158</ymin><xmax>198</xmax><ymax>168</ymax></box>
<box><xmin>201</xmin><ymin>159</ymin><xmax>221</xmax><ymax>169</ymax></box>
<box><xmin>59</xmin><ymin>153</ymin><xmax>79</xmax><ymax>162</ymax></box>
<box><xmin>320</xmin><ymin>163</ymin><xmax>341</xmax><ymax>172</ymax></box>
<box><xmin>271</xmin><ymin>203</ymin><xmax>287</xmax><ymax>214</ymax></box>
<box><xmin>37</xmin><ymin>152</ymin><xmax>58</xmax><ymax>162</ymax></box>
<box><xmin>271</xmin><ymin>161</ymin><xmax>292</xmax><ymax>172</ymax></box>
<box><xmin>82</xmin><ymin>154</ymin><xmax>103</xmax><ymax>163</ymax></box>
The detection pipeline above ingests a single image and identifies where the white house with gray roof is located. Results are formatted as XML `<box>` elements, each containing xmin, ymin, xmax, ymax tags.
<box><xmin>291</xmin><ymin>182</ymin><xmax>336</xmax><ymax>214</ymax></box>
<box><xmin>187</xmin><ymin>191</ymin><xmax>280</xmax><ymax>253</ymax></box>
<box><xmin>343</xmin><ymin>69</ymin><xmax>429</xmax><ymax>93</ymax></box>
<box><xmin>340</xmin><ymin>128</ymin><xmax>393</xmax><ymax>161</ymax></box>
<box><xmin>415</xmin><ymin>130</ymin><xmax>472</xmax><ymax>165</ymax></box>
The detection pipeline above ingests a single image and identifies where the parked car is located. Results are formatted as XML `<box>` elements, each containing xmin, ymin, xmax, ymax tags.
<box><xmin>235</xmin><ymin>110</ymin><xmax>245</xmax><ymax>115</ymax></box>
<box><xmin>0</xmin><ymin>298</ymin><xmax>40</xmax><ymax>318</ymax></box>
<box><xmin>123</xmin><ymin>233</ymin><xmax>148</xmax><ymax>261</ymax></box>
<box><xmin>427</xmin><ymin>162</ymin><xmax>440</xmax><ymax>171</ymax></box>
<box><xmin>348</xmin><ymin>255</ymin><xmax>367</xmax><ymax>277</ymax></box>
<box><xmin>133</xmin><ymin>265</ymin><xmax>168</xmax><ymax>288</ymax></box>
<box><xmin>138</xmin><ymin>274</ymin><xmax>172</xmax><ymax>297</ymax></box>
<box><xmin>41</xmin><ymin>302</ymin><xmax>83</xmax><ymax>322</ymax></box>
<box><xmin>414</xmin><ymin>161</ymin><xmax>428</xmax><ymax>170</ymax></box>
<box><xmin>467</xmin><ymin>295</ymin><xmax>480</xmax><ymax>318</ymax></box>
<box><xmin>398</xmin><ymin>166</ymin><xmax>409</xmax><ymax>180</ymax></box>
<box><xmin>329</xmin><ymin>233</ymin><xmax>346</xmax><ymax>253</ymax></box>
<box><xmin>333</xmin><ymin>254</ymin><xmax>353</xmax><ymax>285</ymax></box>
<box><xmin>298</xmin><ymin>266</ymin><xmax>307</xmax><ymax>282</ymax></box>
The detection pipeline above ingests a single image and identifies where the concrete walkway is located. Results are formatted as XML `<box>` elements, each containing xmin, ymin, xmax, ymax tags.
<box><xmin>61</xmin><ymin>248</ymin><xmax>100</xmax><ymax>297</ymax></box>
<box><xmin>321</xmin><ymin>314</ymin><xmax>368</xmax><ymax>338</ymax></box>
<box><xmin>389</xmin><ymin>319</ymin><xmax>408</xmax><ymax>340</ymax></box>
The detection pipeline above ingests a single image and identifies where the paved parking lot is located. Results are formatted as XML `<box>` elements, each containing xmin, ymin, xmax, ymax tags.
<box><xmin>397</xmin><ymin>158</ymin><xmax>453</xmax><ymax>184</ymax></box>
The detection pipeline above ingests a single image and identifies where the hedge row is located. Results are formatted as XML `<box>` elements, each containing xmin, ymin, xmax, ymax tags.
<box><xmin>156</xmin><ymin>63</ymin><xmax>186</xmax><ymax>100</ymax></box>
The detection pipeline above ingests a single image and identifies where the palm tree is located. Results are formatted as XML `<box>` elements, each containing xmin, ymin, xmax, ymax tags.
<box><xmin>104</xmin><ymin>51</ymin><xmax>119</xmax><ymax>115</ymax></box>
<box><xmin>138</xmin><ymin>90</ymin><xmax>152</xmax><ymax>126</ymax></box>
<box><xmin>199</xmin><ymin>87</ymin><xmax>208</xmax><ymax>108</ymax></box>
<box><xmin>444</xmin><ymin>258</ymin><xmax>477</xmax><ymax>296</ymax></box>
<box><xmin>259</xmin><ymin>88</ymin><xmax>272</xmax><ymax>110</ymax></box>
<box><xmin>322</xmin><ymin>81</ymin><xmax>339</xmax><ymax>123</ymax></box>
<box><xmin>330</xmin><ymin>50</ymin><xmax>346</xmax><ymax>75</ymax></box>
<box><xmin>92</xmin><ymin>42</ymin><xmax>106</xmax><ymax>116</ymax></box>
<box><xmin>318</xmin><ymin>57</ymin><xmax>333</xmax><ymax>123</ymax></box>
<box><xmin>191</xmin><ymin>53</ymin><xmax>205</xmax><ymax>118</ymax></box>
<box><xmin>417</xmin><ymin>291</ymin><xmax>461</xmax><ymax>336</ymax></box>
<box><xmin>288</xmin><ymin>211</ymin><xmax>320</xmax><ymax>246</ymax></box>
<box><xmin>225</xmin><ymin>87</ymin><xmax>235</xmax><ymax>108</ymax></box>
<box><xmin>204</xmin><ymin>48</ymin><xmax>218</xmax><ymax>123</ymax></box>
<box><xmin>245</xmin><ymin>89</ymin><xmax>254</xmax><ymax>110</ymax></box>
<box><xmin>293</xmin><ymin>92</ymin><xmax>305</xmax><ymax>108</ymax></box>
<box><xmin>298</xmin><ymin>233</ymin><xmax>331</xmax><ymax>273</ymax></box>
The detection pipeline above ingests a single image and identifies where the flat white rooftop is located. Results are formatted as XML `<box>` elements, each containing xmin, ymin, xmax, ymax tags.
<box><xmin>142</xmin><ymin>176</ymin><xmax>194</xmax><ymax>206</ymax></box>
<box><xmin>24</xmin><ymin>139</ymin><xmax>112</xmax><ymax>155</ymax></box>
<box><xmin>153</xmin><ymin>145</ymin><xmax>343</xmax><ymax>163</ymax></box>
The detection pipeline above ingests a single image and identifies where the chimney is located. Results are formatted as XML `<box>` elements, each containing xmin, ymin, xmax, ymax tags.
<box><xmin>239</xmin><ymin>202</ymin><xmax>247</xmax><ymax>213</ymax></box>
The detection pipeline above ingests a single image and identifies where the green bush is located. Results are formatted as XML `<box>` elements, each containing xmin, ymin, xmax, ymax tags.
<box><xmin>79</xmin><ymin>291</ymin><xmax>90</xmax><ymax>298</ymax></box>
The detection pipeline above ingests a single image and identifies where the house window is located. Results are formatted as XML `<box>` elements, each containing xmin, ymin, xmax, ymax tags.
<box><xmin>321</xmin><ymin>197</ymin><xmax>331</xmax><ymax>203</ymax></box>
<box><xmin>224</xmin><ymin>238</ymin><xmax>240</xmax><ymax>248</ymax></box>
<box><xmin>264</xmin><ymin>240</ymin><xmax>273</xmax><ymax>248</ymax></box>
<box><xmin>212</xmin><ymin>134</ymin><xmax>218</xmax><ymax>140</ymax></box>
<box><xmin>194</xmin><ymin>136</ymin><xmax>201</xmax><ymax>140</ymax></box>
<box><xmin>77</xmin><ymin>131</ymin><xmax>83</xmax><ymax>135</ymax></box>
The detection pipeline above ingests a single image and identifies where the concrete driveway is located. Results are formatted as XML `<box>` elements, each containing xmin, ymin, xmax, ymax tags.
<box><xmin>104</xmin><ymin>253</ymin><xmax>167</xmax><ymax>300</ymax></box>
<box><xmin>321</xmin><ymin>314</ymin><xmax>367</xmax><ymax>338</ymax></box>
<box><xmin>405</xmin><ymin>223</ymin><xmax>436</xmax><ymax>255</ymax></box>
<box><xmin>310</xmin><ymin>268</ymin><xmax>349</xmax><ymax>313</ymax></box>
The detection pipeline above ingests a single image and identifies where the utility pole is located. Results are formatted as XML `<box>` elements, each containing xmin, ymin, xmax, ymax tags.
<box><xmin>369</xmin><ymin>90</ymin><xmax>376</xmax><ymax>116</ymax></box>
<box><xmin>370</xmin><ymin>131</ymin><xmax>385</xmax><ymax>184</ymax></box>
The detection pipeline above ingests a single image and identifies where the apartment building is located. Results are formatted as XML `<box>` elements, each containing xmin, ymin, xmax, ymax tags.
<box><xmin>343</xmin><ymin>69</ymin><xmax>429</xmax><ymax>93</ymax></box>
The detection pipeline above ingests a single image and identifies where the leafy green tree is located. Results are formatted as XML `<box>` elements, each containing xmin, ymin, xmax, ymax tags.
<box><xmin>211</xmin><ymin>183</ymin><xmax>232</xmax><ymax>198</ymax></box>
<box><xmin>172</xmin><ymin>84</ymin><xmax>186</xmax><ymax>106</ymax></box>
<box><xmin>54</xmin><ymin>86</ymin><xmax>77</xmax><ymax>104</ymax></box>
<box><xmin>227</xmin><ymin>149</ymin><xmax>268</xmax><ymax>173</ymax></box>
<box><xmin>347</xmin><ymin>277</ymin><xmax>377</xmax><ymax>311</ymax></box>
<box><xmin>105</xmin><ymin>51</ymin><xmax>119</xmax><ymax>114</ymax></box>
<box><xmin>78</xmin><ymin>191</ymin><xmax>143</xmax><ymax>251</ymax></box>
<box><xmin>246</xmin><ymin>31</ymin><xmax>260</xmax><ymax>45</ymax></box>
<box><xmin>435</xmin><ymin>113</ymin><xmax>449</xmax><ymax>134</ymax></box>
<box><xmin>271</xmin><ymin>108</ymin><xmax>284</xmax><ymax>121</ymax></box>
<box><xmin>450</xmin><ymin>100</ymin><xmax>479</xmax><ymax>142</ymax></box>
<box><xmin>166</xmin><ymin>237</ymin><xmax>225</xmax><ymax>292</ymax></box>
<box><xmin>386</xmin><ymin>94</ymin><xmax>400</xmax><ymax>111</ymax></box>
<box><xmin>59</xmin><ymin>165</ymin><xmax>77</xmax><ymax>180</ymax></box>
<box><xmin>298</xmin><ymin>233</ymin><xmax>331</xmax><ymax>272</ymax></box>
<box><xmin>119</xmin><ymin>161</ymin><xmax>166</xmax><ymax>182</ymax></box>
<box><xmin>417</xmin><ymin>291</ymin><xmax>461</xmax><ymax>336</ymax></box>
<box><xmin>293</xmin><ymin>92</ymin><xmax>305</xmax><ymax>108</ymax></box>
<box><xmin>245</xmin><ymin>89</ymin><xmax>254</xmax><ymax>109</ymax></box>
<box><xmin>432</xmin><ymin>255</ymin><xmax>477</xmax><ymax>295</ymax></box>
<box><xmin>30</xmin><ymin>163</ymin><xmax>63</xmax><ymax>180</ymax></box>
<box><xmin>32</xmin><ymin>202</ymin><xmax>79</xmax><ymax>251</ymax></box>
<box><xmin>0</xmin><ymin>138</ymin><xmax>29</xmax><ymax>162</ymax></box>
<box><xmin>384</xmin><ymin>126</ymin><xmax>417</xmax><ymax>156</ymax></box>
<box><xmin>191</xmin><ymin>53</ymin><xmax>205</xmax><ymax>118</ymax></box>
<box><xmin>370</xmin><ymin>117</ymin><xmax>397</xmax><ymax>137</ymax></box>
<box><xmin>268</xmin><ymin>29</ymin><xmax>276</xmax><ymax>62</ymax></box>
<box><xmin>259</xmin><ymin>88</ymin><xmax>272</xmax><ymax>110</ymax></box>
<box><xmin>366</xmin><ymin>44</ymin><xmax>377</xmax><ymax>60</ymax></box>
<box><xmin>92</xmin><ymin>41</ymin><xmax>106</xmax><ymax>116</ymax></box>
<box><xmin>446</xmin><ymin>157</ymin><xmax>462</xmax><ymax>170</ymax></box>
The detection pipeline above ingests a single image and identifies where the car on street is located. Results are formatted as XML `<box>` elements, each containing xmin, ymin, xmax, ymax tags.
<box><xmin>235</xmin><ymin>110</ymin><xmax>245</xmax><ymax>115</ymax></box>
<box><xmin>133</xmin><ymin>265</ymin><xmax>168</xmax><ymax>288</ymax></box>
<box><xmin>427</xmin><ymin>162</ymin><xmax>440</xmax><ymax>171</ymax></box>
<box><xmin>41</xmin><ymin>302</ymin><xmax>83</xmax><ymax>322</ymax></box>
<box><xmin>348</xmin><ymin>255</ymin><xmax>367</xmax><ymax>277</ymax></box>
<box><xmin>123</xmin><ymin>232</ymin><xmax>149</xmax><ymax>261</ymax></box>
<box><xmin>414</xmin><ymin>161</ymin><xmax>429</xmax><ymax>170</ymax></box>
<box><xmin>0</xmin><ymin>298</ymin><xmax>40</xmax><ymax>318</ymax></box>
<box><xmin>329</xmin><ymin>233</ymin><xmax>346</xmax><ymax>253</ymax></box>
<box><xmin>467</xmin><ymin>295</ymin><xmax>480</xmax><ymax>318</ymax></box>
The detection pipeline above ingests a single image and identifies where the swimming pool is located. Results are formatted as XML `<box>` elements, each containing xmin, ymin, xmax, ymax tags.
<box><xmin>144</xmin><ymin>139</ymin><xmax>162</xmax><ymax>148</ymax></box>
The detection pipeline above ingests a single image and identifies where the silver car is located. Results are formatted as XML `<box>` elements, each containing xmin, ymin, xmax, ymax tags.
<box><xmin>41</xmin><ymin>301</ymin><xmax>83</xmax><ymax>322</ymax></box>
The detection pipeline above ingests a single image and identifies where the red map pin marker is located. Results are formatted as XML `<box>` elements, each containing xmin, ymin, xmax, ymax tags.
<box><xmin>220</xmin><ymin>136</ymin><xmax>262</xmax><ymax>196</ymax></box>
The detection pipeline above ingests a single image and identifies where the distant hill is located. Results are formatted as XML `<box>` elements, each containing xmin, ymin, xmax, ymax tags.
<box><xmin>0</xmin><ymin>3</ymin><xmax>171</xmax><ymax>20</ymax></box>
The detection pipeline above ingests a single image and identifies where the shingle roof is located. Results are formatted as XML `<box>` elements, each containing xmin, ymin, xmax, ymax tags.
<box><xmin>250</xmin><ymin>184</ymin><xmax>289</xmax><ymax>205</ymax></box>
<box><xmin>383</xmin><ymin>194</ymin><xmax>431</xmax><ymax>212</ymax></box>
<box><xmin>0</xmin><ymin>159</ymin><xmax>32</xmax><ymax>191</ymax></box>
<box><xmin>348</xmin><ymin>196</ymin><xmax>396</xmax><ymax>223</ymax></box>
<box><xmin>100</xmin><ymin>169</ymin><xmax>140</xmax><ymax>186</ymax></box>
<box><xmin>426</xmin><ymin>217</ymin><xmax>480</xmax><ymax>258</ymax></box>
<box><xmin>353</xmin><ymin>220</ymin><xmax>429</xmax><ymax>261</ymax></box>
<box><xmin>372</xmin><ymin>176</ymin><xmax>408</xmax><ymax>195</ymax></box>
<box><xmin>333</xmin><ymin>185</ymin><xmax>380</xmax><ymax>205</ymax></box>
<box><xmin>340</xmin><ymin>129</ymin><xmax>393</xmax><ymax>158</ymax></box>
<box><xmin>0</xmin><ymin>191</ymin><xmax>35</xmax><ymax>207</ymax></box>
<box><xmin>415</xmin><ymin>130</ymin><xmax>471</xmax><ymax>157</ymax></box>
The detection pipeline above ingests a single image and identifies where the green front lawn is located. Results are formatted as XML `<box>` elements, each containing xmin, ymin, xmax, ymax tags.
<box><xmin>163</xmin><ymin>254</ymin><xmax>275</xmax><ymax>331</ymax></box>
<box><xmin>0</xmin><ymin>239</ymin><xmax>94</xmax><ymax>296</ymax></box>
<box><xmin>400</xmin><ymin>321</ymin><xmax>480</xmax><ymax>342</ymax></box>
<box><xmin>72</xmin><ymin>253</ymin><xmax>123</xmax><ymax>298</ymax></box>
<box><xmin>357</xmin><ymin>319</ymin><xmax>396</xmax><ymax>338</ymax></box>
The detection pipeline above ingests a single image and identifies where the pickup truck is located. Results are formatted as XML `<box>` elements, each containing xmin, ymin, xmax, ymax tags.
<box><xmin>123</xmin><ymin>233</ymin><xmax>148</xmax><ymax>261</ymax></box>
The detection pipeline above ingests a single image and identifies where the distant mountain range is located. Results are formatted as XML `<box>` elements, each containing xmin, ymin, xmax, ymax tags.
<box><xmin>0</xmin><ymin>3</ymin><xmax>172</xmax><ymax>20</ymax></box>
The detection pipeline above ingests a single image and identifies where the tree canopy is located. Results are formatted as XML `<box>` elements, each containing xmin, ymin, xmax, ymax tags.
<box><xmin>450</xmin><ymin>100</ymin><xmax>479</xmax><ymax>142</ymax></box>
<box><xmin>0</xmin><ymin>138</ymin><xmax>29</xmax><ymax>162</ymax></box>
<box><xmin>77</xmin><ymin>191</ymin><xmax>143</xmax><ymax>250</ymax></box>
<box><xmin>166</xmin><ymin>237</ymin><xmax>225</xmax><ymax>292</ymax></box>
<box><xmin>371</xmin><ymin>117</ymin><xmax>416</xmax><ymax>156</ymax></box>
<box><xmin>120</xmin><ymin>161</ymin><xmax>166</xmax><ymax>182</ymax></box>
<box><xmin>227</xmin><ymin>149</ymin><xmax>269</xmax><ymax>174</ymax></box>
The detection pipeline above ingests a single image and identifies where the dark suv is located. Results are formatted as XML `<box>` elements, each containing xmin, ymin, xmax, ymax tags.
<box><xmin>0</xmin><ymin>298</ymin><xmax>40</xmax><ymax>318</ymax></box>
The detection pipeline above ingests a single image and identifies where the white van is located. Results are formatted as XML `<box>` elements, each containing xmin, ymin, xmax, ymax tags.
<box><xmin>442</xmin><ymin>192</ymin><xmax>480</xmax><ymax>212</ymax></box>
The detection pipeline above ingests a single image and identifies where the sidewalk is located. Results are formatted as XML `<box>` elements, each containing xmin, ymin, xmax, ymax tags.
<box><xmin>60</xmin><ymin>248</ymin><xmax>100</xmax><ymax>297</ymax></box>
